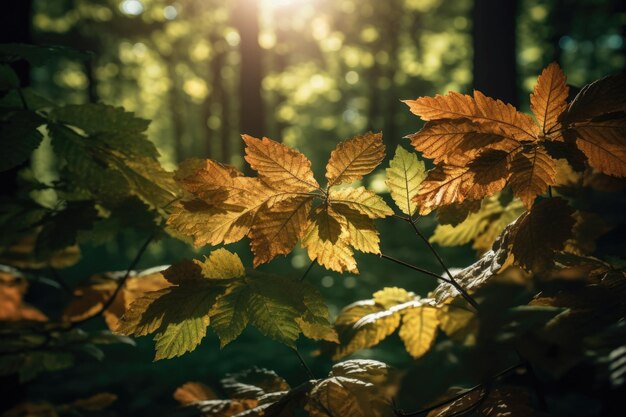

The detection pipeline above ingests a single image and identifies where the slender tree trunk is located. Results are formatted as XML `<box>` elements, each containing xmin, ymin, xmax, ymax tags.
<box><xmin>0</xmin><ymin>1</ymin><xmax>33</xmax><ymax>204</ymax></box>
<box><xmin>84</xmin><ymin>59</ymin><xmax>99</xmax><ymax>103</ymax></box>
<box><xmin>472</xmin><ymin>0</ymin><xmax>519</xmax><ymax>106</ymax></box>
<box><xmin>232</xmin><ymin>0</ymin><xmax>265</xmax><ymax>142</ymax></box>
<box><xmin>165</xmin><ymin>58</ymin><xmax>186</xmax><ymax>162</ymax></box>
<box><xmin>0</xmin><ymin>4</ymin><xmax>32</xmax><ymax>409</ymax></box>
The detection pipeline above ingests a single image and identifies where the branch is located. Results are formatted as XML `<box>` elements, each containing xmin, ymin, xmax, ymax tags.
<box><xmin>71</xmin><ymin>233</ymin><xmax>155</xmax><ymax>326</ymax></box>
<box><xmin>393</xmin><ymin>362</ymin><xmax>524</xmax><ymax>416</ymax></box>
<box><xmin>300</xmin><ymin>260</ymin><xmax>316</xmax><ymax>281</ymax></box>
<box><xmin>292</xmin><ymin>347</ymin><xmax>315</xmax><ymax>380</ymax></box>
<box><xmin>380</xmin><ymin>253</ymin><xmax>453</xmax><ymax>284</ymax></box>
<box><xmin>399</xmin><ymin>216</ymin><xmax>480</xmax><ymax>311</ymax></box>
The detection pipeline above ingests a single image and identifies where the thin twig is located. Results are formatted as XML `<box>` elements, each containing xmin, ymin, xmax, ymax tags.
<box><xmin>72</xmin><ymin>233</ymin><xmax>155</xmax><ymax>326</ymax></box>
<box><xmin>402</xmin><ymin>217</ymin><xmax>480</xmax><ymax>311</ymax></box>
<box><xmin>292</xmin><ymin>348</ymin><xmax>315</xmax><ymax>380</ymax></box>
<box><xmin>548</xmin><ymin>186</ymin><xmax>553</xmax><ymax>198</ymax></box>
<box><xmin>300</xmin><ymin>260</ymin><xmax>315</xmax><ymax>282</ymax></box>
<box><xmin>515</xmin><ymin>349</ymin><xmax>548</xmax><ymax>411</ymax></box>
<box><xmin>393</xmin><ymin>362</ymin><xmax>524</xmax><ymax>416</ymax></box>
<box><xmin>380</xmin><ymin>253</ymin><xmax>453</xmax><ymax>284</ymax></box>
<box><xmin>48</xmin><ymin>266</ymin><xmax>72</xmax><ymax>295</ymax></box>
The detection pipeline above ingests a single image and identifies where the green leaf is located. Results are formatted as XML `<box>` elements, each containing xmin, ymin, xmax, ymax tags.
<box><xmin>154</xmin><ymin>316</ymin><xmax>210</xmax><ymax>360</ymax></box>
<box><xmin>385</xmin><ymin>146</ymin><xmax>426</xmax><ymax>215</ymax></box>
<box><xmin>0</xmin><ymin>44</ymin><xmax>91</xmax><ymax>66</ymax></box>
<box><xmin>0</xmin><ymin>64</ymin><xmax>19</xmax><ymax>90</ymax></box>
<box><xmin>50</xmin><ymin>104</ymin><xmax>150</xmax><ymax>135</ymax></box>
<box><xmin>0</xmin><ymin>110</ymin><xmax>45</xmax><ymax>171</ymax></box>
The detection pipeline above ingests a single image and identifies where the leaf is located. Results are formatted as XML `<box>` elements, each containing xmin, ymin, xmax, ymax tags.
<box><xmin>372</xmin><ymin>287</ymin><xmax>414</xmax><ymax>309</ymax></box>
<box><xmin>0</xmin><ymin>110</ymin><xmax>45</xmax><ymax>172</ymax></box>
<box><xmin>531</xmin><ymin>62</ymin><xmax>569</xmax><ymax>134</ymax></box>
<box><xmin>426</xmin><ymin>386</ymin><xmax>540</xmax><ymax>417</ymax></box>
<box><xmin>0</xmin><ymin>267</ymin><xmax>47</xmax><ymax>322</ymax></box>
<box><xmin>301</xmin><ymin>205</ymin><xmax>358</xmax><ymax>273</ymax></box>
<box><xmin>436</xmin><ymin>200</ymin><xmax>482</xmax><ymax>226</ymax></box>
<box><xmin>413</xmin><ymin>152</ymin><xmax>509</xmax><ymax>215</ymax></box>
<box><xmin>0</xmin><ymin>43</ymin><xmax>91</xmax><ymax>66</ymax></box>
<box><xmin>385</xmin><ymin>146</ymin><xmax>426</xmax><ymax>215</ymax></box>
<box><xmin>332</xmin><ymin>205</ymin><xmax>381</xmax><ymax>254</ymax></box>
<box><xmin>63</xmin><ymin>267</ymin><xmax>171</xmax><ymax>331</ymax></box>
<box><xmin>242</xmin><ymin>134</ymin><xmax>319</xmax><ymax>192</ymax></box>
<box><xmin>430</xmin><ymin>195</ymin><xmax>525</xmax><ymax>254</ymax></box>
<box><xmin>330</xmin><ymin>289</ymin><xmax>439</xmax><ymax>360</ymax></box>
<box><xmin>403</xmin><ymin>90</ymin><xmax>539</xmax><ymax>140</ymax></box>
<box><xmin>249</xmin><ymin>195</ymin><xmax>313</xmax><ymax>266</ymax></box>
<box><xmin>398</xmin><ymin>304</ymin><xmax>439</xmax><ymax>359</ymax></box>
<box><xmin>510</xmin><ymin>197</ymin><xmax>575</xmax><ymax>272</ymax></box>
<box><xmin>329</xmin><ymin>186</ymin><xmax>393</xmax><ymax>219</ymax></box>
<box><xmin>306</xmin><ymin>360</ymin><xmax>394</xmax><ymax>417</ymax></box>
<box><xmin>569</xmin><ymin>119</ymin><xmax>626</xmax><ymax>177</ymax></box>
<box><xmin>407</xmin><ymin>119</ymin><xmax>518</xmax><ymax>166</ymax></box>
<box><xmin>50</xmin><ymin>104</ymin><xmax>151</xmax><ymax>135</ymax></box>
<box><xmin>509</xmin><ymin>146</ymin><xmax>558</xmax><ymax>208</ymax></box>
<box><xmin>154</xmin><ymin>316</ymin><xmax>210</xmax><ymax>360</ymax></box>
<box><xmin>174</xmin><ymin>382</ymin><xmax>219</xmax><ymax>405</ymax></box>
<box><xmin>325</xmin><ymin>132</ymin><xmax>385</xmax><ymax>186</ymax></box>
<box><xmin>564</xmin><ymin>74</ymin><xmax>626</xmax><ymax>122</ymax></box>
<box><xmin>221</xmin><ymin>367</ymin><xmax>290</xmax><ymax>399</ymax></box>
<box><xmin>199</xmin><ymin>248</ymin><xmax>246</xmax><ymax>279</ymax></box>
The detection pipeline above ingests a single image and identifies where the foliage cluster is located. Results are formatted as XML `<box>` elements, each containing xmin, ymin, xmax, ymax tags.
<box><xmin>1</xmin><ymin>44</ymin><xmax>626</xmax><ymax>417</ymax></box>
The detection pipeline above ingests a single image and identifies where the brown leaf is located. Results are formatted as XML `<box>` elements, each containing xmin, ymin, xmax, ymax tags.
<box><xmin>0</xmin><ymin>267</ymin><xmax>47</xmax><ymax>322</ymax></box>
<box><xmin>403</xmin><ymin>90</ymin><xmax>539</xmax><ymax>140</ymax></box>
<box><xmin>242</xmin><ymin>134</ymin><xmax>319</xmax><ymax>192</ymax></box>
<box><xmin>249</xmin><ymin>195</ymin><xmax>313</xmax><ymax>266</ymax></box>
<box><xmin>408</xmin><ymin>119</ymin><xmax>518</xmax><ymax>165</ymax></box>
<box><xmin>569</xmin><ymin>119</ymin><xmax>626</xmax><ymax>177</ymax></box>
<box><xmin>325</xmin><ymin>132</ymin><xmax>385</xmax><ymax>186</ymax></box>
<box><xmin>174</xmin><ymin>382</ymin><xmax>218</xmax><ymax>405</ymax></box>
<box><xmin>510</xmin><ymin>197</ymin><xmax>575</xmax><ymax>272</ymax></box>
<box><xmin>531</xmin><ymin>62</ymin><xmax>569</xmax><ymax>134</ymax></box>
<box><xmin>509</xmin><ymin>146</ymin><xmax>558</xmax><ymax>208</ymax></box>
<box><xmin>564</xmin><ymin>74</ymin><xmax>626</xmax><ymax>122</ymax></box>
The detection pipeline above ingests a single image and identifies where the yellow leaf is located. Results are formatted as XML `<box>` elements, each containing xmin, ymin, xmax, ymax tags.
<box><xmin>301</xmin><ymin>205</ymin><xmax>358</xmax><ymax>274</ymax></box>
<box><xmin>199</xmin><ymin>248</ymin><xmax>246</xmax><ymax>279</ymax></box>
<box><xmin>398</xmin><ymin>304</ymin><xmax>439</xmax><ymax>359</ymax></box>
<box><xmin>333</xmin><ymin>204</ymin><xmax>381</xmax><ymax>254</ymax></box>
<box><xmin>249</xmin><ymin>196</ymin><xmax>313</xmax><ymax>266</ymax></box>
<box><xmin>531</xmin><ymin>62</ymin><xmax>569</xmax><ymax>134</ymax></box>
<box><xmin>385</xmin><ymin>146</ymin><xmax>426</xmax><ymax>215</ymax></box>
<box><xmin>326</xmin><ymin>132</ymin><xmax>385</xmax><ymax>186</ymax></box>
<box><xmin>329</xmin><ymin>186</ymin><xmax>393</xmax><ymax>219</ymax></box>
<box><xmin>430</xmin><ymin>195</ymin><xmax>525</xmax><ymax>254</ymax></box>
<box><xmin>372</xmin><ymin>287</ymin><xmax>414</xmax><ymax>309</ymax></box>
<box><xmin>332</xmin><ymin>309</ymin><xmax>401</xmax><ymax>359</ymax></box>
<box><xmin>242</xmin><ymin>134</ymin><xmax>319</xmax><ymax>192</ymax></box>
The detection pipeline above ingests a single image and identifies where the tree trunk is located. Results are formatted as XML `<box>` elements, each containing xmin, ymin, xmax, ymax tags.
<box><xmin>472</xmin><ymin>0</ymin><xmax>519</xmax><ymax>106</ymax></box>
<box><xmin>232</xmin><ymin>0</ymin><xmax>265</xmax><ymax>142</ymax></box>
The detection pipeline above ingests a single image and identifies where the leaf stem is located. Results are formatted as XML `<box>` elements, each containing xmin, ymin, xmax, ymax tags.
<box><xmin>401</xmin><ymin>216</ymin><xmax>480</xmax><ymax>312</ymax></box>
<box><xmin>393</xmin><ymin>362</ymin><xmax>524</xmax><ymax>416</ymax></box>
<box><xmin>72</xmin><ymin>233</ymin><xmax>155</xmax><ymax>326</ymax></box>
<box><xmin>292</xmin><ymin>347</ymin><xmax>315</xmax><ymax>380</ymax></box>
<box><xmin>300</xmin><ymin>260</ymin><xmax>316</xmax><ymax>281</ymax></box>
<box><xmin>379</xmin><ymin>253</ymin><xmax>453</xmax><ymax>284</ymax></box>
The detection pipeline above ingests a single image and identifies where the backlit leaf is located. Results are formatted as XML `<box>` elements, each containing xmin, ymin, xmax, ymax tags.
<box><xmin>326</xmin><ymin>132</ymin><xmax>385</xmax><ymax>186</ymax></box>
<box><xmin>531</xmin><ymin>62</ymin><xmax>569</xmax><ymax>134</ymax></box>
<box><xmin>385</xmin><ymin>146</ymin><xmax>426</xmax><ymax>216</ymax></box>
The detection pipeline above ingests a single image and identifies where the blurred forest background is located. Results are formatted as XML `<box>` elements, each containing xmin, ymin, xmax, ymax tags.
<box><xmin>1</xmin><ymin>0</ymin><xmax>625</xmax><ymax>415</ymax></box>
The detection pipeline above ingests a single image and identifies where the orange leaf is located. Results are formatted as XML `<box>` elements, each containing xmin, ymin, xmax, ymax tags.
<box><xmin>531</xmin><ymin>62</ymin><xmax>569</xmax><ymax>134</ymax></box>
<box><xmin>509</xmin><ymin>146</ymin><xmax>557</xmax><ymax>208</ymax></box>
<box><xmin>403</xmin><ymin>90</ymin><xmax>539</xmax><ymax>140</ymax></box>
<box><xmin>326</xmin><ymin>132</ymin><xmax>385</xmax><ymax>186</ymax></box>
<box><xmin>242</xmin><ymin>134</ymin><xmax>319</xmax><ymax>192</ymax></box>
<box><xmin>173</xmin><ymin>382</ymin><xmax>218</xmax><ymax>405</ymax></box>
<box><xmin>249</xmin><ymin>195</ymin><xmax>313</xmax><ymax>266</ymax></box>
